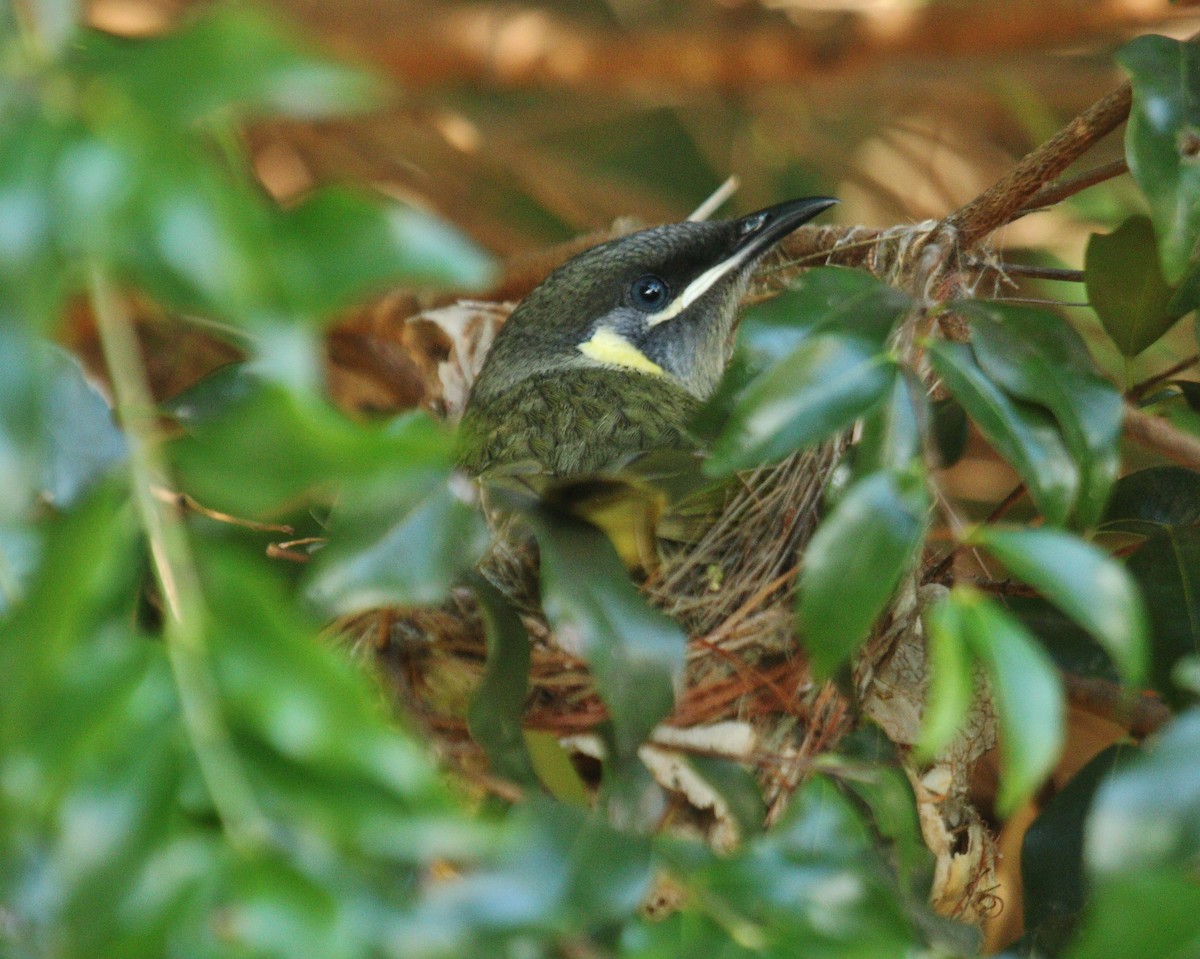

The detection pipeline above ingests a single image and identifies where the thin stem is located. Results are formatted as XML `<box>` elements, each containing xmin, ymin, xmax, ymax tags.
<box><xmin>1012</xmin><ymin>158</ymin><xmax>1129</xmax><ymax>220</ymax></box>
<box><xmin>1127</xmin><ymin>353</ymin><xmax>1200</xmax><ymax>401</ymax></box>
<box><xmin>1124</xmin><ymin>403</ymin><xmax>1200</xmax><ymax>472</ymax></box>
<box><xmin>89</xmin><ymin>264</ymin><xmax>270</xmax><ymax>851</ymax></box>
<box><xmin>966</xmin><ymin>260</ymin><xmax>1085</xmax><ymax>283</ymax></box>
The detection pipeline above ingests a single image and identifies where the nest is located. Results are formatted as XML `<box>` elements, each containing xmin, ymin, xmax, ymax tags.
<box><xmin>334</xmin><ymin>219</ymin><xmax>1004</xmax><ymax>927</ymax></box>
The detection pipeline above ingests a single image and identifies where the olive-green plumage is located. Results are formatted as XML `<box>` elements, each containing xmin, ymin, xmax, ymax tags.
<box><xmin>457</xmin><ymin>197</ymin><xmax>836</xmax><ymax>479</ymax></box>
<box><xmin>459</xmin><ymin>367</ymin><xmax>698</xmax><ymax>476</ymax></box>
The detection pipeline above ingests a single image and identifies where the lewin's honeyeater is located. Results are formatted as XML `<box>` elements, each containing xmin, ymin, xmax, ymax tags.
<box><xmin>458</xmin><ymin>197</ymin><xmax>837</xmax><ymax>478</ymax></box>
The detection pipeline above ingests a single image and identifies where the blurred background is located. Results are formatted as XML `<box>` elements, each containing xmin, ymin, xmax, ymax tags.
<box><xmin>83</xmin><ymin>0</ymin><xmax>1200</xmax><ymax>260</ymax></box>
<box><xmin>75</xmin><ymin>0</ymin><xmax>1200</xmax><ymax>516</ymax></box>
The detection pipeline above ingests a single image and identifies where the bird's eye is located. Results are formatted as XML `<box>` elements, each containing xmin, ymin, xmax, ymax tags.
<box><xmin>630</xmin><ymin>274</ymin><xmax>669</xmax><ymax>312</ymax></box>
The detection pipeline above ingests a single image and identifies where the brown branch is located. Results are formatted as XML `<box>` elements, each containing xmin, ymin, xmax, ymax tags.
<box><xmin>1014</xmin><ymin>158</ymin><xmax>1129</xmax><ymax>218</ymax></box>
<box><xmin>1127</xmin><ymin>353</ymin><xmax>1200</xmax><ymax>402</ymax></box>
<box><xmin>325</xmin><ymin>3</ymin><xmax>1195</xmax><ymax>95</ymax></box>
<box><xmin>944</xmin><ymin>83</ymin><xmax>1132</xmax><ymax>248</ymax></box>
<box><xmin>1124</xmin><ymin>404</ymin><xmax>1200</xmax><ymax>471</ymax></box>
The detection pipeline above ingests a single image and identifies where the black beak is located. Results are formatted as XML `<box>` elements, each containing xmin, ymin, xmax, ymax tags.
<box><xmin>730</xmin><ymin>196</ymin><xmax>838</xmax><ymax>260</ymax></box>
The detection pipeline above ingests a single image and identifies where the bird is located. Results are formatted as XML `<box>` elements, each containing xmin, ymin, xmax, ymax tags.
<box><xmin>457</xmin><ymin>197</ymin><xmax>838</xmax><ymax>480</ymax></box>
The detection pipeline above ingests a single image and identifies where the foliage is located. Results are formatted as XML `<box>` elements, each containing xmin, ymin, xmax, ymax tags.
<box><xmin>2</xmin><ymin>3</ymin><xmax>1200</xmax><ymax>958</ymax></box>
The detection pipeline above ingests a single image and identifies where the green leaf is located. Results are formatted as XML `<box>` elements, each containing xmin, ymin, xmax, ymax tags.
<box><xmin>466</xmin><ymin>577</ymin><xmax>538</xmax><ymax>787</ymax></box>
<box><xmin>738</xmin><ymin>266</ymin><xmax>912</xmax><ymax>365</ymax></box>
<box><xmin>958</xmin><ymin>589</ymin><xmax>1065</xmax><ymax>815</ymax></box>
<box><xmin>798</xmin><ymin>470</ymin><xmax>929</xmax><ymax>679</ymax></box>
<box><xmin>1118</xmin><ymin>35</ymin><xmax>1200</xmax><ymax>283</ymax></box>
<box><xmin>1022</xmin><ymin>744</ymin><xmax>1133</xmax><ymax>936</ymax></box>
<box><xmin>532</xmin><ymin>513</ymin><xmax>687</xmax><ymax>764</ymax></box>
<box><xmin>1085</xmin><ymin>215</ymin><xmax>1183</xmax><ymax>356</ymax></box>
<box><xmin>928</xmin><ymin>340</ymin><xmax>1078</xmax><ymax>525</ymax></box>
<box><xmin>524</xmin><ymin>730</ymin><xmax>590</xmax><ymax>807</ymax></box>
<box><xmin>963</xmin><ymin>302</ymin><xmax>1122</xmax><ymax>527</ymax></box>
<box><xmin>76</xmin><ymin>8</ymin><xmax>382</xmax><ymax>123</ymax></box>
<box><xmin>855</xmin><ymin>370</ymin><xmax>927</xmax><ymax>474</ymax></box>
<box><xmin>1086</xmin><ymin>708</ymin><xmax>1200</xmax><ymax>876</ymax></box>
<box><xmin>307</xmin><ymin>476</ymin><xmax>488</xmax><ymax>612</ymax></box>
<box><xmin>201</xmin><ymin>545</ymin><xmax>479</xmax><ymax>863</ymax></box>
<box><xmin>1101</xmin><ymin>466</ymin><xmax>1200</xmax><ymax>534</ymax></box>
<box><xmin>1125</xmin><ymin>527</ymin><xmax>1200</xmax><ymax>706</ymax></box>
<box><xmin>1066</xmin><ymin>871</ymin><xmax>1200</xmax><ymax>959</ymax></box>
<box><xmin>706</xmin><ymin>334</ymin><xmax>896</xmax><ymax>476</ymax></box>
<box><xmin>274</xmin><ymin>189</ymin><xmax>497</xmax><ymax>316</ymax></box>
<box><xmin>916</xmin><ymin>592</ymin><xmax>977</xmax><ymax>760</ymax></box>
<box><xmin>172</xmin><ymin>381</ymin><xmax>454</xmax><ymax>516</ymax></box>
<box><xmin>975</xmin><ymin>526</ymin><xmax>1149</xmax><ymax>686</ymax></box>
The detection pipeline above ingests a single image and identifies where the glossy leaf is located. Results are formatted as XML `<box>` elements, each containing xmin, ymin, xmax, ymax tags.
<box><xmin>467</xmin><ymin>577</ymin><xmax>538</xmax><ymax>787</ymax></box>
<box><xmin>1118</xmin><ymin>35</ymin><xmax>1200</xmax><ymax>283</ymax></box>
<box><xmin>928</xmin><ymin>340</ymin><xmax>1078</xmax><ymax>525</ymax></box>
<box><xmin>172</xmin><ymin>381</ymin><xmax>454</xmax><ymax>516</ymax></box>
<box><xmin>1125</xmin><ymin>527</ymin><xmax>1200</xmax><ymax>705</ymax></box>
<box><xmin>917</xmin><ymin>592</ymin><xmax>977</xmax><ymax>760</ymax></box>
<box><xmin>738</xmin><ymin>266</ymin><xmax>912</xmax><ymax>365</ymax></box>
<box><xmin>963</xmin><ymin>301</ymin><xmax>1122</xmax><ymax>527</ymax></box>
<box><xmin>533</xmin><ymin>513</ymin><xmax>687</xmax><ymax>763</ymax></box>
<box><xmin>799</xmin><ymin>470</ymin><xmax>928</xmax><ymax>679</ymax></box>
<box><xmin>1085</xmin><ymin>215</ymin><xmax>1184</xmax><ymax>356</ymax></box>
<box><xmin>976</xmin><ymin>526</ymin><xmax>1149</xmax><ymax>686</ymax></box>
<box><xmin>1023</xmin><ymin>745</ymin><xmax>1132</xmax><ymax>936</ymax></box>
<box><xmin>706</xmin><ymin>334</ymin><xmax>896</xmax><ymax>476</ymax></box>
<box><xmin>307</xmin><ymin>476</ymin><xmax>487</xmax><ymax>612</ymax></box>
<box><xmin>1086</xmin><ymin>709</ymin><xmax>1200</xmax><ymax>876</ymax></box>
<box><xmin>1101</xmin><ymin>465</ymin><xmax>1200</xmax><ymax>534</ymax></box>
<box><xmin>855</xmin><ymin>369</ymin><xmax>927</xmax><ymax>474</ymax></box>
<box><xmin>960</xmin><ymin>588</ymin><xmax>1065</xmax><ymax>814</ymax></box>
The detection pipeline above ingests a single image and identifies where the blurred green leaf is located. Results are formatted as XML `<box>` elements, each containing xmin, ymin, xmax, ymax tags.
<box><xmin>41</xmin><ymin>345</ymin><xmax>127</xmax><ymax>508</ymax></box>
<box><xmin>706</xmin><ymin>334</ymin><xmax>895</xmax><ymax>476</ymax></box>
<box><xmin>533</xmin><ymin>513</ymin><xmax>686</xmax><ymax>764</ymax></box>
<box><xmin>307</xmin><ymin>476</ymin><xmax>488</xmax><ymax>613</ymax></box>
<box><xmin>929</xmin><ymin>340</ymin><xmax>1078</xmax><ymax>525</ymax></box>
<box><xmin>76</xmin><ymin>8</ymin><xmax>382</xmax><ymax>124</ymax></box>
<box><xmin>798</xmin><ymin>470</ymin><xmax>928</xmax><ymax>679</ymax></box>
<box><xmin>963</xmin><ymin>302</ymin><xmax>1122</xmax><ymax>527</ymax></box>
<box><xmin>173</xmin><ymin>381</ymin><xmax>454</xmax><ymax>516</ymax></box>
<box><xmin>202</xmin><ymin>546</ymin><xmax>480</xmax><ymax>863</ymax></box>
<box><xmin>1118</xmin><ymin>35</ymin><xmax>1200</xmax><ymax>283</ymax></box>
<box><xmin>946</xmin><ymin>588</ymin><xmax>1065</xmax><ymax>815</ymax></box>
<box><xmin>1086</xmin><ymin>709</ymin><xmax>1200</xmax><ymax>876</ymax></box>
<box><xmin>1101</xmin><ymin>466</ymin><xmax>1200</xmax><ymax>534</ymax></box>
<box><xmin>466</xmin><ymin>577</ymin><xmax>538</xmax><ymax>787</ymax></box>
<box><xmin>855</xmin><ymin>370</ymin><xmax>926</xmax><ymax>475</ymax></box>
<box><xmin>525</xmin><ymin>730</ymin><xmax>590</xmax><ymax>807</ymax></box>
<box><xmin>1066</xmin><ymin>871</ymin><xmax>1200</xmax><ymax>959</ymax></box>
<box><xmin>1125</xmin><ymin>527</ymin><xmax>1200</xmax><ymax>705</ymax></box>
<box><xmin>917</xmin><ymin>592</ymin><xmax>977</xmax><ymax>760</ymax></box>
<box><xmin>1023</xmin><ymin>745</ymin><xmax>1133</xmax><ymax>939</ymax></box>
<box><xmin>738</xmin><ymin>266</ymin><xmax>912</xmax><ymax>366</ymax></box>
<box><xmin>1085</xmin><ymin>215</ymin><xmax>1184</xmax><ymax>356</ymax></box>
<box><xmin>976</xmin><ymin>526</ymin><xmax>1148</xmax><ymax>686</ymax></box>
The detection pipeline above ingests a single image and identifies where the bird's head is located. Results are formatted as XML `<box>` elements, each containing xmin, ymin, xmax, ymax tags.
<box><xmin>468</xmin><ymin>196</ymin><xmax>837</xmax><ymax>405</ymax></box>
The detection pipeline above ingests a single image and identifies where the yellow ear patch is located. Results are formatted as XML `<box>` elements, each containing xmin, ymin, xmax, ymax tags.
<box><xmin>578</xmin><ymin>327</ymin><xmax>665</xmax><ymax>377</ymax></box>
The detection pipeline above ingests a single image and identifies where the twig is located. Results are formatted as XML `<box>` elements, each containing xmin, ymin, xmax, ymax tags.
<box><xmin>1062</xmin><ymin>673</ymin><xmax>1172</xmax><ymax>739</ymax></box>
<box><xmin>967</xmin><ymin>260</ymin><xmax>1085</xmax><ymax>283</ymax></box>
<box><xmin>1013</xmin><ymin>158</ymin><xmax>1129</xmax><ymax>218</ymax></box>
<box><xmin>1127</xmin><ymin>353</ymin><xmax>1200</xmax><ymax>402</ymax></box>
<box><xmin>89</xmin><ymin>264</ymin><xmax>270</xmax><ymax>851</ymax></box>
<box><xmin>689</xmin><ymin>175</ymin><xmax>740</xmax><ymax>222</ymax></box>
<box><xmin>944</xmin><ymin>83</ymin><xmax>1132</xmax><ymax>248</ymax></box>
<box><xmin>1124</xmin><ymin>404</ymin><xmax>1200</xmax><ymax>471</ymax></box>
<box><xmin>924</xmin><ymin>483</ymin><xmax>1027</xmax><ymax>584</ymax></box>
<box><xmin>152</xmin><ymin>486</ymin><xmax>294</xmax><ymax>534</ymax></box>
